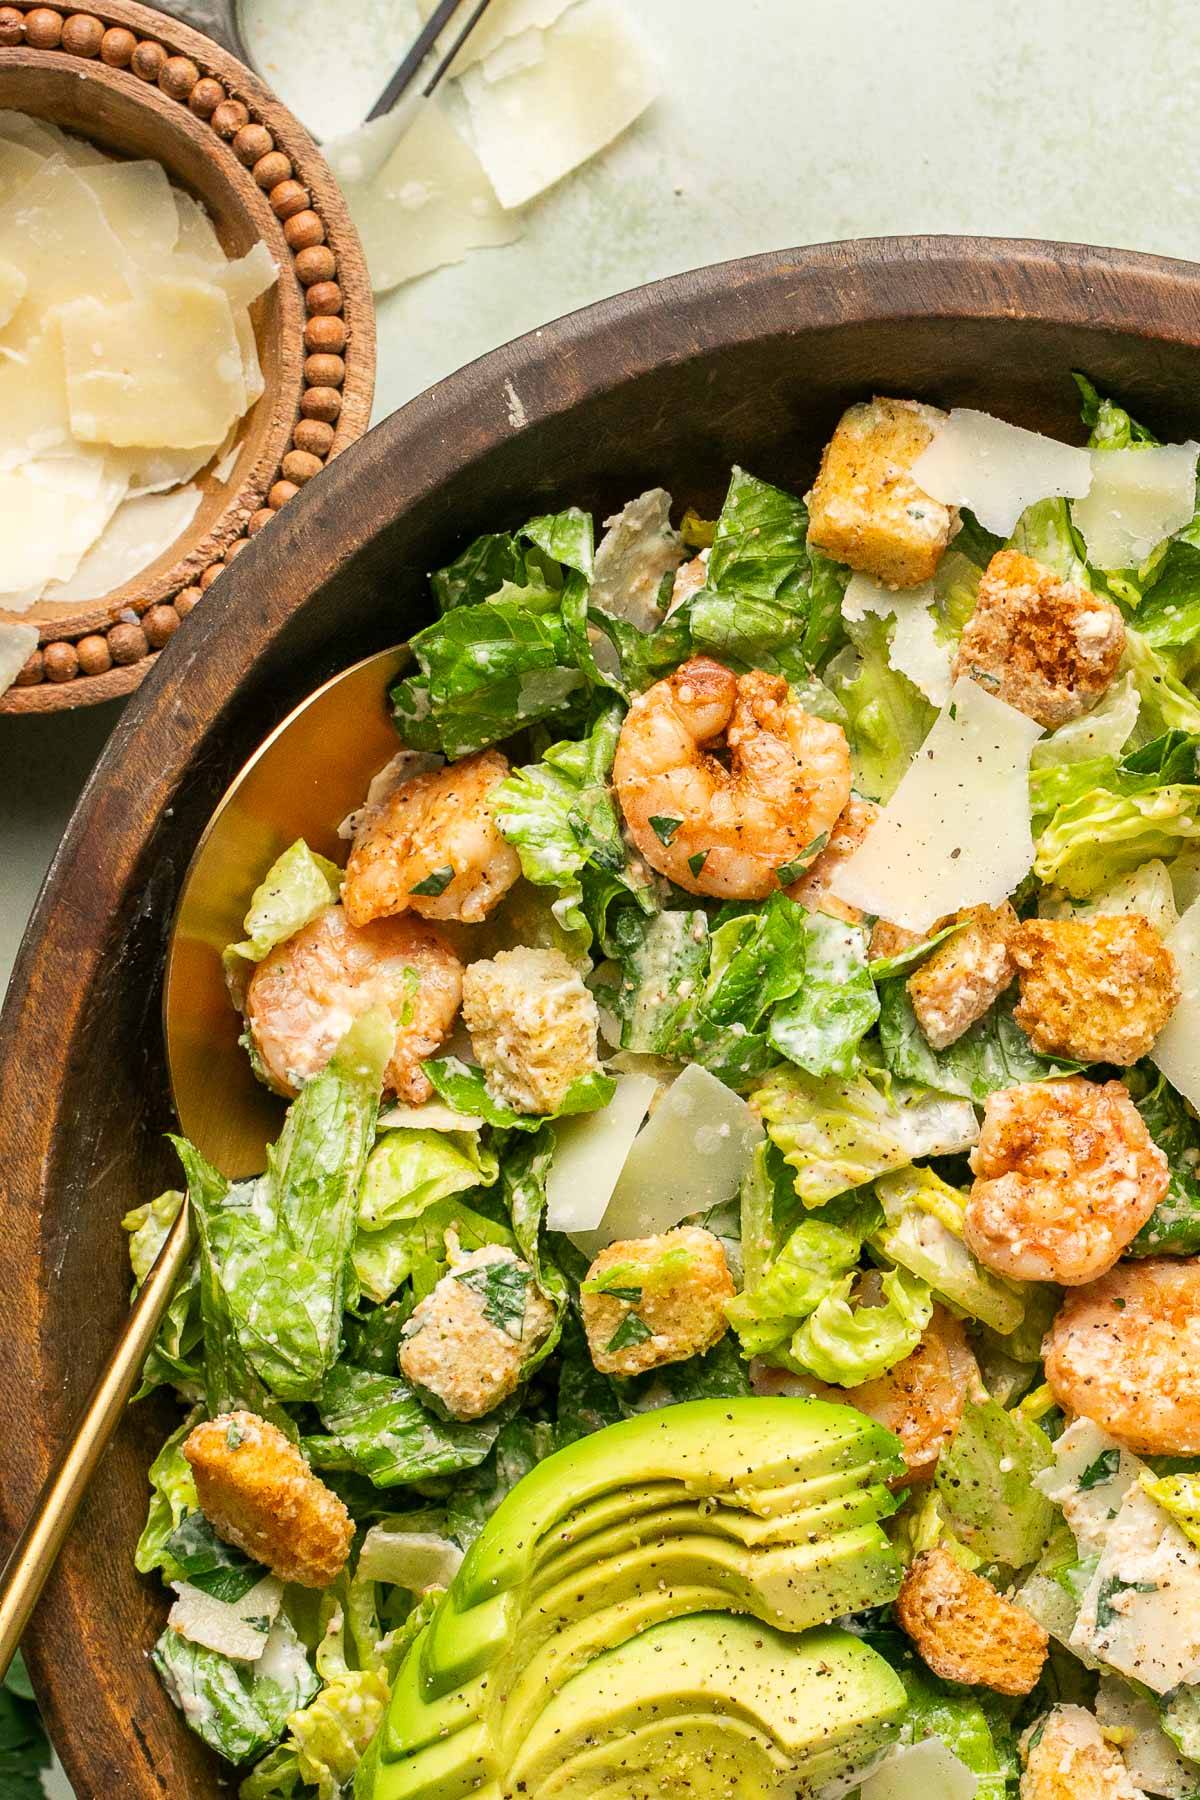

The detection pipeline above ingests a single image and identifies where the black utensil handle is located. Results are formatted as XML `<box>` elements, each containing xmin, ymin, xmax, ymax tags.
<box><xmin>154</xmin><ymin>0</ymin><xmax>253</xmax><ymax>66</ymax></box>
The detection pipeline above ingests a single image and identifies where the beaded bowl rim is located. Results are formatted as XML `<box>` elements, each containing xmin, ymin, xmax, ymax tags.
<box><xmin>0</xmin><ymin>0</ymin><xmax>376</xmax><ymax>714</ymax></box>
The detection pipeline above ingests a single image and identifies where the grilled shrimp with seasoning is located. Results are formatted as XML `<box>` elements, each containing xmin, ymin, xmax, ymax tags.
<box><xmin>244</xmin><ymin>902</ymin><xmax>462</xmax><ymax>1104</ymax></box>
<box><xmin>343</xmin><ymin>748</ymin><xmax>521</xmax><ymax>927</ymax></box>
<box><xmin>612</xmin><ymin>655</ymin><xmax>852</xmax><ymax>899</ymax></box>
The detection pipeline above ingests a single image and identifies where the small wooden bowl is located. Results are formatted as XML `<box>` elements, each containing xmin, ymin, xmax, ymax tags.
<box><xmin>0</xmin><ymin>0</ymin><xmax>375</xmax><ymax>714</ymax></box>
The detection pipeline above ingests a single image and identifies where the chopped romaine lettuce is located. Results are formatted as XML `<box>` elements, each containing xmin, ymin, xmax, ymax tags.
<box><xmin>824</xmin><ymin>613</ymin><xmax>935</xmax><ymax>802</ymax></box>
<box><xmin>225</xmin><ymin>840</ymin><xmax>343</xmax><ymax>969</ymax></box>
<box><xmin>352</xmin><ymin>1127</ymin><xmax>497</xmax><ymax>1304</ymax></box>
<box><xmin>152</xmin><ymin>1615</ymin><xmax>317</xmax><ymax>1767</ymax></box>
<box><xmin>752</xmin><ymin>1064</ymin><xmax>976</xmax><ymax>1208</ymax></box>
<box><xmin>123</xmin><ymin>1187</ymin><xmax>184</xmax><ymax>1285</ymax></box>
<box><xmin>791</xmin><ymin>1265</ymin><xmax>932</xmax><ymax>1387</ymax></box>
<box><xmin>872</xmin><ymin>1167</ymin><xmax>1027</xmax><ymax>1335</ymax></box>
<box><xmin>877</xmin><ymin>983</ymin><xmax>1077</xmax><ymax>1101</ymax></box>
<box><xmin>421</xmin><ymin>1056</ymin><xmax>615</xmax><ymax>1128</ymax></box>
<box><xmin>934</xmin><ymin>1395</ymin><xmax>1055</xmax><ymax>1570</ymax></box>
<box><xmin>306</xmin><ymin>1363</ymin><xmax>503</xmax><ymax>1485</ymax></box>
<box><xmin>1007</xmin><ymin>494</ymin><xmax>1090</xmax><ymax>585</ymax></box>
<box><xmin>1125</xmin><ymin>1068</ymin><xmax>1200</xmax><ymax>1254</ymax></box>
<box><xmin>1074</xmin><ymin>372</ymin><xmax>1159</xmax><ymax>450</ymax></box>
<box><xmin>135</xmin><ymin>1410</ymin><xmax>201</xmax><ymax>1579</ymax></box>
<box><xmin>444</xmin><ymin>1416</ymin><xmax>554</xmax><ymax>1548</ymax></box>
<box><xmin>767</xmin><ymin>914</ymin><xmax>879</xmax><ymax>1078</ymax></box>
<box><xmin>724</xmin><ymin>1215</ymin><xmax>863</xmax><ymax>1357</ymax></box>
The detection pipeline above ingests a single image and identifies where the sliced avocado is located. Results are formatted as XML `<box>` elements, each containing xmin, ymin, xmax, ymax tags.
<box><xmin>456</xmin><ymin>1398</ymin><xmax>904</xmax><ymax>1610</ymax></box>
<box><xmin>508</xmin><ymin>1615</ymin><xmax>904</xmax><ymax>1797</ymax></box>
<box><xmin>360</xmin><ymin>1399</ymin><xmax>907</xmax><ymax>1800</ymax></box>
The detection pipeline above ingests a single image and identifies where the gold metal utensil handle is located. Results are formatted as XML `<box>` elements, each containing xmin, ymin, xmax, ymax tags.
<box><xmin>0</xmin><ymin>1204</ymin><xmax>193</xmax><ymax>1680</ymax></box>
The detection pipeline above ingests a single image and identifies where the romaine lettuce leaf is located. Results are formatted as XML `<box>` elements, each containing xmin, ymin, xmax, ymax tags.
<box><xmin>752</xmin><ymin>1064</ymin><xmax>976</xmax><ymax>1207</ymax></box>
<box><xmin>887</xmin><ymin>1665</ymin><xmax>1015</xmax><ymax>1800</ymax></box>
<box><xmin>491</xmin><ymin>700</ymin><xmax>649</xmax><ymax>942</ymax></box>
<box><xmin>877</xmin><ymin>983</ymin><xmax>1077</xmax><ymax>1100</ymax></box>
<box><xmin>1034</xmin><ymin>780</ymin><xmax>1200</xmax><ymax>895</ymax></box>
<box><xmin>225</xmin><ymin>840</ymin><xmax>342</xmax><ymax>968</ymax></box>
<box><xmin>123</xmin><ymin>1188</ymin><xmax>184</xmax><ymax>1285</ymax></box>
<box><xmin>768</xmin><ymin>914</ymin><xmax>879</xmax><ymax>1078</ymax></box>
<box><xmin>305</xmin><ymin>1363</ymin><xmax>503</xmax><ymax>1486</ymax></box>
<box><xmin>725</xmin><ymin>1215</ymin><xmax>862</xmax><ymax>1356</ymax></box>
<box><xmin>352</xmin><ymin>1127</ymin><xmax>496</xmax><ymax>1304</ymax></box>
<box><xmin>445</xmin><ymin>1416</ymin><xmax>554</xmax><ymax>1548</ymax></box>
<box><xmin>934</xmin><ymin>1395</ymin><xmax>1055</xmax><ymax>1569</ymax></box>
<box><xmin>792</xmin><ymin>1265</ymin><xmax>932</xmax><ymax>1387</ymax></box>
<box><xmin>1125</xmin><ymin>627</ymin><xmax>1200</xmax><ymax>738</ymax></box>
<box><xmin>707</xmin><ymin>466</ymin><xmax>810</xmax><ymax>601</ymax></box>
<box><xmin>135</xmin><ymin>1410</ymin><xmax>201</xmax><ymax>1580</ymax></box>
<box><xmin>178</xmin><ymin>1009</ymin><xmax>389</xmax><ymax>1408</ymax></box>
<box><xmin>1125</xmin><ymin>1068</ymin><xmax>1200</xmax><ymax>1255</ymax></box>
<box><xmin>125</xmin><ymin>1187</ymin><xmax>203</xmax><ymax>1401</ymax></box>
<box><xmin>1030</xmin><ymin>669</ymin><xmax>1139</xmax><ymax>772</ymax></box>
<box><xmin>153</xmin><ymin>1615</ymin><xmax>317</xmax><ymax>1766</ymax></box>
<box><xmin>1139</xmin><ymin>1470</ymin><xmax>1200</xmax><ymax>1550</ymax></box>
<box><xmin>872</xmin><ymin>1167</ymin><xmax>1027</xmax><ymax>1335</ymax></box>
<box><xmin>1074</xmin><ymin>371</ymin><xmax>1159</xmax><ymax>450</ymax></box>
<box><xmin>1007</xmin><ymin>495</ymin><xmax>1090</xmax><ymax>585</ymax></box>
<box><xmin>500</xmin><ymin>1127</ymin><xmax>568</xmax><ymax>1369</ymax></box>
<box><xmin>421</xmin><ymin>1056</ymin><xmax>615</xmax><ymax>1129</ymax></box>
<box><xmin>825</xmin><ymin>613</ymin><xmax>935</xmax><ymax>802</ymax></box>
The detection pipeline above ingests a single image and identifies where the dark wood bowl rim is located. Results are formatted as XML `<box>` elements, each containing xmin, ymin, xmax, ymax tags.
<box><xmin>5</xmin><ymin>234</ymin><xmax>1200</xmax><ymax>1793</ymax></box>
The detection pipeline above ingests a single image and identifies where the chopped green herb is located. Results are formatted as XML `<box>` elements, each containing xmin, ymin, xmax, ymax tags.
<box><xmin>688</xmin><ymin>850</ymin><xmax>710</xmax><ymax>877</ymax></box>
<box><xmin>948</xmin><ymin>702</ymin><xmax>958</xmax><ymax>720</ymax></box>
<box><xmin>649</xmin><ymin>815</ymin><xmax>683</xmax><ymax>846</ymax></box>
<box><xmin>1077</xmin><ymin>1448</ymin><xmax>1121</xmax><ymax>1491</ymax></box>
<box><xmin>582</xmin><ymin>1282</ymin><xmax>643</xmax><ymax>1303</ymax></box>
<box><xmin>775</xmin><ymin>832</ymin><xmax>829</xmax><ymax>887</ymax></box>
<box><xmin>1096</xmin><ymin>1575</ymin><xmax>1158</xmax><ymax>1631</ymax></box>
<box><xmin>225</xmin><ymin>1421</ymin><xmax>244</xmax><ymax>1450</ymax></box>
<box><xmin>455</xmin><ymin>1260</ymin><xmax>532</xmax><ymax>1339</ymax></box>
<box><xmin>605</xmin><ymin>1312</ymin><xmax>654</xmax><ymax>1354</ymax></box>
<box><xmin>410</xmin><ymin>865</ymin><xmax>455</xmax><ymax>898</ymax></box>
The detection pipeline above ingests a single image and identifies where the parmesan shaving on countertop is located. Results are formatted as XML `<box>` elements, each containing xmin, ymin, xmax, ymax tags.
<box><xmin>460</xmin><ymin>0</ymin><xmax>660</xmax><ymax>210</ymax></box>
<box><xmin>325</xmin><ymin>98</ymin><xmax>521</xmax><ymax>296</ymax></box>
<box><xmin>911</xmin><ymin>407</ymin><xmax>1093</xmax><ymax>536</ymax></box>
<box><xmin>828</xmin><ymin>677</ymin><xmax>1044</xmax><ymax>930</ymax></box>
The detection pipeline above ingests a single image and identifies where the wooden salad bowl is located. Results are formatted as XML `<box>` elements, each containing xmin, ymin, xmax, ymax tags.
<box><xmin>0</xmin><ymin>0</ymin><xmax>375</xmax><ymax>713</ymax></box>
<box><xmin>3</xmin><ymin>237</ymin><xmax>1200</xmax><ymax>1794</ymax></box>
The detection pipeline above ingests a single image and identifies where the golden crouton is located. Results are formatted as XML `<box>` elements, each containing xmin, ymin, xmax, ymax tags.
<box><xmin>805</xmin><ymin>397</ymin><xmax>955</xmax><ymax>588</ymax></box>
<box><xmin>183</xmin><ymin>1411</ymin><xmax>353</xmax><ymax>1589</ymax></box>
<box><xmin>1020</xmin><ymin>1705</ymin><xmax>1143</xmax><ymax>1800</ymax></box>
<box><xmin>1012</xmin><ymin>914</ymin><xmax>1179</xmax><ymax>1064</ymax></box>
<box><xmin>907</xmin><ymin>902</ymin><xmax>1019</xmax><ymax>1049</ymax></box>
<box><xmin>462</xmin><ymin>946</ymin><xmax>600</xmax><ymax>1115</ymax></box>
<box><xmin>787</xmin><ymin>796</ymin><xmax>880</xmax><ymax>924</ymax></box>
<box><xmin>896</xmin><ymin>1546</ymin><xmax>1048</xmax><ymax>1695</ymax></box>
<box><xmin>398</xmin><ymin>1241</ymin><xmax>555</xmax><ymax>1421</ymax></box>
<box><xmin>868</xmin><ymin>919</ymin><xmax>925</xmax><ymax>962</ymax></box>
<box><xmin>582</xmin><ymin>1226</ymin><xmax>735</xmax><ymax>1378</ymax></box>
<box><xmin>953</xmin><ymin>549</ymin><xmax>1125</xmax><ymax>729</ymax></box>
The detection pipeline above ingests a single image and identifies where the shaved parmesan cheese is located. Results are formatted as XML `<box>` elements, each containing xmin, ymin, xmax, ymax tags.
<box><xmin>173</xmin><ymin>190</ymin><xmax>226</xmax><ymax>267</ymax></box>
<box><xmin>328</xmin><ymin>98</ymin><xmax>521</xmax><ymax>296</ymax></box>
<box><xmin>0</xmin><ymin>329</ymin><xmax>72</xmax><ymax>464</ymax></box>
<box><xmin>0</xmin><ymin>158</ymin><xmax>132</xmax><ymax>323</ymax></box>
<box><xmin>860</xmin><ymin>1738</ymin><xmax>977</xmax><ymax>1800</ymax></box>
<box><xmin>168</xmin><ymin>1574</ymin><xmax>283</xmax><ymax>1662</ymax></box>
<box><xmin>0</xmin><ymin>621</ymin><xmax>36</xmax><ymax>694</ymax></box>
<box><xmin>573</xmin><ymin>1064</ymin><xmax>762</xmax><ymax>1256</ymax></box>
<box><xmin>210</xmin><ymin>240</ymin><xmax>278</xmax><ymax>311</ymax></box>
<box><xmin>843</xmin><ymin>571</ymin><xmax>951</xmax><ymax>705</ymax></box>
<box><xmin>77</xmin><ymin>160</ymin><xmax>180</xmax><ymax>269</ymax></box>
<box><xmin>0</xmin><ymin>462</ymin><xmax>125</xmax><ymax>597</ymax></box>
<box><xmin>545</xmin><ymin>1070</ymin><xmax>656</xmax><ymax>1234</ymax></box>
<box><xmin>591</xmin><ymin>489</ymin><xmax>683</xmax><ymax>632</ymax></box>
<box><xmin>0</xmin><ymin>140</ymin><xmax>42</xmax><ymax>209</ymax></box>
<box><xmin>1073</xmin><ymin>442</ymin><xmax>1199</xmax><ymax>569</ymax></box>
<box><xmin>481</xmin><ymin>28</ymin><xmax>546</xmax><ymax>83</ymax></box>
<box><xmin>911</xmin><ymin>408</ymin><xmax>1092</xmax><ymax>537</ymax></box>
<box><xmin>461</xmin><ymin>0</ymin><xmax>660</xmax><ymax>210</ymax></box>
<box><xmin>60</xmin><ymin>279</ymin><xmax>245</xmax><ymax>450</ymax></box>
<box><xmin>1151</xmin><ymin>898</ymin><xmax>1200</xmax><ymax>1107</ymax></box>
<box><xmin>416</xmin><ymin>0</ymin><xmax>572</xmax><ymax>76</ymax></box>
<box><xmin>828</xmin><ymin>677</ymin><xmax>1043</xmax><ymax>930</ymax></box>
<box><xmin>43</xmin><ymin>486</ymin><xmax>202</xmax><ymax>603</ymax></box>
<box><xmin>0</xmin><ymin>256</ymin><xmax>25</xmax><ymax>329</ymax></box>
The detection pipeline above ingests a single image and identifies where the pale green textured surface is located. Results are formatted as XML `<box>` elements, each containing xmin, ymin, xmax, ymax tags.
<box><xmin>12</xmin><ymin>0</ymin><xmax>1200</xmax><ymax>1789</ymax></box>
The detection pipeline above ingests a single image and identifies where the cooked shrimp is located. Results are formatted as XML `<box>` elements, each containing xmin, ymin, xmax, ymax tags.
<box><xmin>342</xmin><ymin>748</ymin><xmax>521</xmax><ymax>927</ymax></box>
<box><xmin>245</xmin><ymin>902</ymin><xmax>462</xmax><ymax>1104</ymax></box>
<box><xmin>613</xmin><ymin>656</ymin><xmax>852</xmax><ymax>898</ymax></box>
<box><xmin>750</xmin><ymin>1302</ymin><xmax>977</xmax><ymax>1482</ymax></box>
<box><xmin>965</xmin><ymin>1078</ymin><xmax>1168</xmax><ymax>1286</ymax></box>
<box><xmin>1045</xmin><ymin>1259</ymin><xmax>1200</xmax><ymax>1455</ymax></box>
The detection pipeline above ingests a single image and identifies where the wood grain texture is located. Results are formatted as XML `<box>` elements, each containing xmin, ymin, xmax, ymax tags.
<box><xmin>0</xmin><ymin>0</ymin><xmax>375</xmax><ymax>713</ymax></box>
<box><xmin>4</xmin><ymin>237</ymin><xmax>1200</xmax><ymax>1795</ymax></box>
